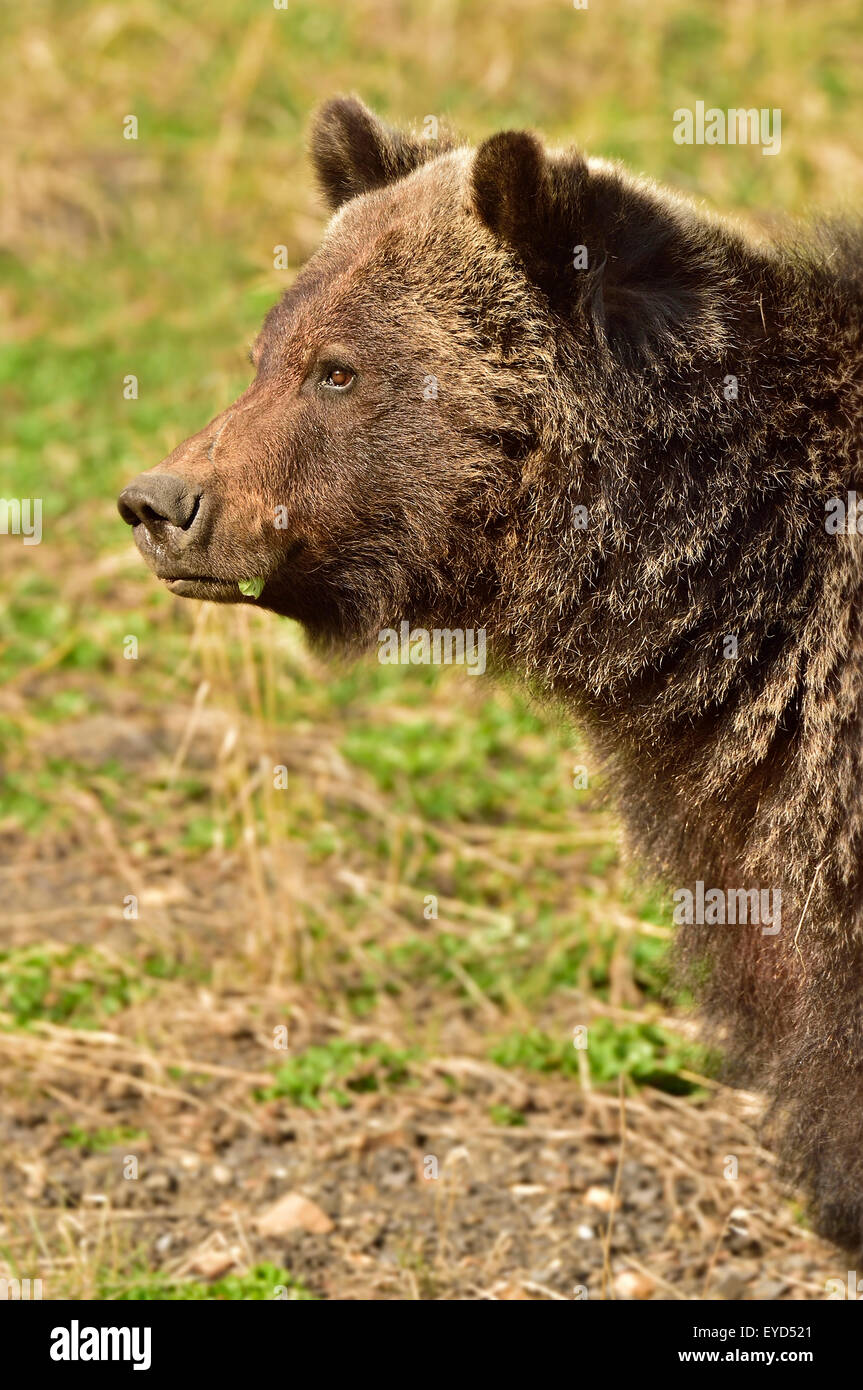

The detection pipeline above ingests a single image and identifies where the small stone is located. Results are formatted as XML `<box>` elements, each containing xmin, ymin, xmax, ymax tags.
<box><xmin>613</xmin><ymin>1269</ymin><xmax>655</xmax><ymax>1300</ymax></box>
<box><xmin>584</xmin><ymin>1186</ymin><xmax>615</xmax><ymax>1212</ymax></box>
<box><xmin>190</xmin><ymin>1247</ymin><xmax>240</xmax><ymax>1279</ymax></box>
<box><xmin>256</xmin><ymin>1192</ymin><xmax>335</xmax><ymax>1237</ymax></box>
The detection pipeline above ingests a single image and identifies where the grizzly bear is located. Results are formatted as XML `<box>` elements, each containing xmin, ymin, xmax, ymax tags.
<box><xmin>119</xmin><ymin>97</ymin><xmax>863</xmax><ymax>1252</ymax></box>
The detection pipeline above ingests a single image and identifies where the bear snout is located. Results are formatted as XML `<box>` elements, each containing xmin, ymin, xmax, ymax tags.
<box><xmin>117</xmin><ymin>470</ymin><xmax>230</xmax><ymax>588</ymax></box>
<box><xmin>118</xmin><ymin>472</ymin><xmax>203</xmax><ymax>535</ymax></box>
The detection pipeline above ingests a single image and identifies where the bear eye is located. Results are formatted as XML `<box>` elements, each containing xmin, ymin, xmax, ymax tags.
<box><xmin>322</xmin><ymin>366</ymin><xmax>356</xmax><ymax>391</ymax></box>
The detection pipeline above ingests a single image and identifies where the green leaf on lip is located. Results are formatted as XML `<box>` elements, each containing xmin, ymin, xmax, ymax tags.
<box><xmin>238</xmin><ymin>577</ymin><xmax>265</xmax><ymax>598</ymax></box>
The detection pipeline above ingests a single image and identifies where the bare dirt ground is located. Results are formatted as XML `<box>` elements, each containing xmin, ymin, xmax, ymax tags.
<box><xmin>0</xmin><ymin>901</ymin><xmax>838</xmax><ymax>1300</ymax></box>
<box><xmin>0</xmin><ymin>682</ymin><xmax>841</xmax><ymax>1301</ymax></box>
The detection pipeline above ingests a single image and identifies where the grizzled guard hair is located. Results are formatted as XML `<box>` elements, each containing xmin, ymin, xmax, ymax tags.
<box><xmin>119</xmin><ymin>97</ymin><xmax>863</xmax><ymax>1251</ymax></box>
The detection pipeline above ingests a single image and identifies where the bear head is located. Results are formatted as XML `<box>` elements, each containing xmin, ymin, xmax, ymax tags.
<box><xmin>118</xmin><ymin>96</ymin><xmax>723</xmax><ymax>652</ymax></box>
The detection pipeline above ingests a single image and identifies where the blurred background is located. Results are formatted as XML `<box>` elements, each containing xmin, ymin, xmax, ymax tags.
<box><xmin>1</xmin><ymin>0</ymin><xmax>861</xmax><ymax>1301</ymax></box>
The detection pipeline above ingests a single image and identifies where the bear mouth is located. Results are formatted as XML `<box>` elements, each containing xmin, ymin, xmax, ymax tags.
<box><xmin>161</xmin><ymin>575</ymin><xmax>252</xmax><ymax>601</ymax></box>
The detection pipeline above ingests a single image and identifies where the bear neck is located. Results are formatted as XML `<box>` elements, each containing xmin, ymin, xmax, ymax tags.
<box><xmin>493</xmin><ymin>228</ymin><xmax>863</xmax><ymax>903</ymax></box>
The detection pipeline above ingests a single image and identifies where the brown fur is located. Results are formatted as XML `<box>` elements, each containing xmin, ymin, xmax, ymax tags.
<box><xmin>119</xmin><ymin>98</ymin><xmax>863</xmax><ymax>1249</ymax></box>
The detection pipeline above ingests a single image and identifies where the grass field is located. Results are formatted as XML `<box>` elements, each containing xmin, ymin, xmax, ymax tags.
<box><xmin>1</xmin><ymin>0</ymin><xmax>862</xmax><ymax>1300</ymax></box>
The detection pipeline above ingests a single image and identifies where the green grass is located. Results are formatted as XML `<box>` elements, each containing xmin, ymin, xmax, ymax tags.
<box><xmin>105</xmin><ymin>1263</ymin><xmax>317</xmax><ymax>1301</ymax></box>
<box><xmin>0</xmin><ymin>947</ymin><xmax>149</xmax><ymax>1029</ymax></box>
<box><xmin>256</xmin><ymin>1039</ymin><xmax>418</xmax><ymax>1108</ymax></box>
<box><xmin>60</xmin><ymin>1124</ymin><xmax>149</xmax><ymax>1152</ymax></box>
<box><xmin>489</xmin><ymin>1020</ymin><xmax>712</xmax><ymax>1095</ymax></box>
<box><xmin>489</xmin><ymin>1103</ymin><xmax>528</xmax><ymax>1127</ymax></box>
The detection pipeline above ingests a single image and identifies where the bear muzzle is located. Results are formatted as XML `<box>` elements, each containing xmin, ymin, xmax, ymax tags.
<box><xmin>117</xmin><ymin>472</ymin><xmax>244</xmax><ymax>601</ymax></box>
<box><xmin>118</xmin><ymin>471</ymin><xmax>202</xmax><ymax>533</ymax></box>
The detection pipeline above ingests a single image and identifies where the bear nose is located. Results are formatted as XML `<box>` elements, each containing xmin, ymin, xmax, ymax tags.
<box><xmin>118</xmin><ymin>473</ymin><xmax>202</xmax><ymax>532</ymax></box>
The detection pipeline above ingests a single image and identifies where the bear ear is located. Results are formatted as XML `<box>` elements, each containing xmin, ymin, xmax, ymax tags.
<box><xmin>472</xmin><ymin>130</ymin><xmax>719</xmax><ymax>356</ymax></box>
<box><xmin>311</xmin><ymin>96</ymin><xmax>437</xmax><ymax>211</ymax></box>
<box><xmin>472</xmin><ymin>131</ymin><xmax>586</xmax><ymax>287</ymax></box>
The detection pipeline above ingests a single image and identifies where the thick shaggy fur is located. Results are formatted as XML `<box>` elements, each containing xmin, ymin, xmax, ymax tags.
<box><xmin>120</xmin><ymin>98</ymin><xmax>863</xmax><ymax>1248</ymax></box>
